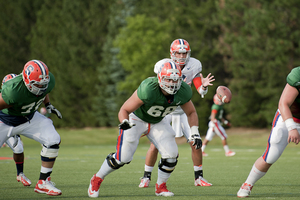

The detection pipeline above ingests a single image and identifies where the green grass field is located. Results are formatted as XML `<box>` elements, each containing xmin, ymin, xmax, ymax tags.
<box><xmin>1</xmin><ymin>127</ymin><xmax>300</xmax><ymax>200</ymax></box>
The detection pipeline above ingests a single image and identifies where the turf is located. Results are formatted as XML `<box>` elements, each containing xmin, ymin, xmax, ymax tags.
<box><xmin>1</xmin><ymin>127</ymin><xmax>300</xmax><ymax>200</ymax></box>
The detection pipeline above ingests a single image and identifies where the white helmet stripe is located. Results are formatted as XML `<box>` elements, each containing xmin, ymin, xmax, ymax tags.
<box><xmin>169</xmin><ymin>61</ymin><xmax>176</xmax><ymax>70</ymax></box>
<box><xmin>33</xmin><ymin>60</ymin><xmax>47</xmax><ymax>76</ymax></box>
<box><xmin>179</xmin><ymin>39</ymin><xmax>184</xmax><ymax>45</ymax></box>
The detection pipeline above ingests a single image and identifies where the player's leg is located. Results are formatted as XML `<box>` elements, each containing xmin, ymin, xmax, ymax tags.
<box><xmin>5</xmin><ymin>135</ymin><xmax>31</xmax><ymax>186</ymax></box>
<box><xmin>148</xmin><ymin>120</ymin><xmax>178</xmax><ymax>196</ymax></box>
<box><xmin>237</xmin><ymin>111</ymin><xmax>289</xmax><ymax>198</ymax></box>
<box><xmin>178</xmin><ymin>114</ymin><xmax>212</xmax><ymax>186</ymax></box>
<box><xmin>19</xmin><ymin>113</ymin><xmax>61</xmax><ymax>196</ymax></box>
<box><xmin>89</xmin><ymin>113</ymin><xmax>146</xmax><ymax>197</ymax></box>
<box><xmin>201</xmin><ymin>121</ymin><xmax>215</xmax><ymax>156</ymax></box>
<box><xmin>139</xmin><ymin>142</ymin><xmax>158</xmax><ymax>188</ymax></box>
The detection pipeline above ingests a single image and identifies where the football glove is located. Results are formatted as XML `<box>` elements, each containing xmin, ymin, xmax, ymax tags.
<box><xmin>188</xmin><ymin>134</ymin><xmax>202</xmax><ymax>150</ymax></box>
<box><xmin>118</xmin><ymin>119</ymin><xmax>135</xmax><ymax>130</ymax></box>
<box><xmin>45</xmin><ymin>102</ymin><xmax>62</xmax><ymax>119</ymax></box>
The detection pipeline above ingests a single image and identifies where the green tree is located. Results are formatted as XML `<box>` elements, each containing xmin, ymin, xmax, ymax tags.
<box><xmin>30</xmin><ymin>0</ymin><xmax>110</xmax><ymax>127</ymax></box>
<box><xmin>0</xmin><ymin>0</ymin><xmax>43</xmax><ymax>79</ymax></box>
<box><xmin>216</xmin><ymin>0</ymin><xmax>300</xmax><ymax>127</ymax></box>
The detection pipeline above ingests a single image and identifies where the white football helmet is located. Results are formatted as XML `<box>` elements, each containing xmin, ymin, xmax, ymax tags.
<box><xmin>213</xmin><ymin>94</ymin><xmax>223</xmax><ymax>105</ymax></box>
<box><xmin>158</xmin><ymin>61</ymin><xmax>182</xmax><ymax>95</ymax></box>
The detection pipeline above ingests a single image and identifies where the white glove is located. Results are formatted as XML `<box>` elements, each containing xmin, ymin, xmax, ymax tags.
<box><xmin>118</xmin><ymin>119</ymin><xmax>135</xmax><ymax>130</ymax></box>
<box><xmin>45</xmin><ymin>102</ymin><xmax>62</xmax><ymax>119</ymax></box>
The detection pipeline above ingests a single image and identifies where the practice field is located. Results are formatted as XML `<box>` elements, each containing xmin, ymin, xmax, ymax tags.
<box><xmin>1</xmin><ymin>127</ymin><xmax>300</xmax><ymax>200</ymax></box>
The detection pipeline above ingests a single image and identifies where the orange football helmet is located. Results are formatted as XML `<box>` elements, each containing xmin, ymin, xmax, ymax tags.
<box><xmin>170</xmin><ymin>39</ymin><xmax>191</xmax><ymax>66</ymax></box>
<box><xmin>158</xmin><ymin>61</ymin><xmax>182</xmax><ymax>95</ymax></box>
<box><xmin>22</xmin><ymin>60</ymin><xmax>50</xmax><ymax>96</ymax></box>
<box><xmin>2</xmin><ymin>74</ymin><xmax>17</xmax><ymax>85</ymax></box>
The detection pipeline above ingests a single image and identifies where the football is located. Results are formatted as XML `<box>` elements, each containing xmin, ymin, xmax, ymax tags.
<box><xmin>216</xmin><ymin>86</ymin><xmax>232</xmax><ymax>103</ymax></box>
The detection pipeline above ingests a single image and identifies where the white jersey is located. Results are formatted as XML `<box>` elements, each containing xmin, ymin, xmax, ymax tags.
<box><xmin>154</xmin><ymin>57</ymin><xmax>202</xmax><ymax>115</ymax></box>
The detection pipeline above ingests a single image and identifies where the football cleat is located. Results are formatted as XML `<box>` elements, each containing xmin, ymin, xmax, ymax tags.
<box><xmin>225</xmin><ymin>150</ymin><xmax>236</xmax><ymax>157</ymax></box>
<box><xmin>155</xmin><ymin>182</ymin><xmax>174</xmax><ymax>196</ymax></box>
<box><xmin>194</xmin><ymin>176</ymin><xmax>212</xmax><ymax>186</ymax></box>
<box><xmin>237</xmin><ymin>183</ymin><xmax>253</xmax><ymax>198</ymax></box>
<box><xmin>88</xmin><ymin>174</ymin><xmax>103</xmax><ymax>198</ymax></box>
<box><xmin>202</xmin><ymin>151</ymin><xmax>208</xmax><ymax>157</ymax></box>
<box><xmin>17</xmin><ymin>172</ymin><xmax>31</xmax><ymax>186</ymax></box>
<box><xmin>139</xmin><ymin>177</ymin><xmax>150</xmax><ymax>188</ymax></box>
<box><xmin>34</xmin><ymin>177</ymin><xmax>62</xmax><ymax>196</ymax></box>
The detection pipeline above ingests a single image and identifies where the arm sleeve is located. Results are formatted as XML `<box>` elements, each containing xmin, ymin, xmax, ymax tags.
<box><xmin>193</xmin><ymin>77</ymin><xmax>208</xmax><ymax>98</ymax></box>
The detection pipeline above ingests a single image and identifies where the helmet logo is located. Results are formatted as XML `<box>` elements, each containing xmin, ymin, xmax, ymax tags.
<box><xmin>25</xmin><ymin>65</ymin><xmax>34</xmax><ymax>77</ymax></box>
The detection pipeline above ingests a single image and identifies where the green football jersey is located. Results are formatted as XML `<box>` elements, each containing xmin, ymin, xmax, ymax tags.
<box><xmin>134</xmin><ymin>77</ymin><xmax>192</xmax><ymax>124</ymax></box>
<box><xmin>287</xmin><ymin>66</ymin><xmax>300</xmax><ymax>119</ymax></box>
<box><xmin>211</xmin><ymin>104</ymin><xmax>224</xmax><ymax>121</ymax></box>
<box><xmin>1</xmin><ymin>72</ymin><xmax>55</xmax><ymax>116</ymax></box>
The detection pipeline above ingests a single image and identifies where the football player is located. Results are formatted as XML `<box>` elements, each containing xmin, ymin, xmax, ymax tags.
<box><xmin>0</xmin><ymin>60</ymin><xmax>62</xmax><ymax>196</ymax></box>
<box><xmin>88</xmin><ymin>61</ymin><xmax>202</xmax><ymax>197</ymax></box>
<box><xmin>201</xmin><ymin>94</ymin><xmax>235</xmax><ymax>157</ymax></box>
<box><xmin>1</xmin><ymin>74</ymin><xmax>31</xmax><ymax>186</ymax></box>
<box><xmin>237</xmin><ymin>66</ymin><xmax>300</xmax><ymax>197</ymax></box>
<box><xmin>139</xmin><ymin>39</ymin><xmax>214</xmax><ymax>188</ymax></box>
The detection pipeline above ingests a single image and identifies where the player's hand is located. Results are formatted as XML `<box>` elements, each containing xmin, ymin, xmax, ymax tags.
<box><xmin>288</xmin><ymin>129</ymin><xmax>300</xmax><ymax>144</ymax></box>
<box><xmin>188</xmin><ymin>134</ymin><xmax>202</xmax><ymax>150</ymax></box>
<box><xmin>118</xmin><ymin>119</ymin><xmax>135</xmax><ymax>130</ymax></box>
<box><xmin>200</xmin><ymin>73</ymin><xmax>215</xmax><ymax>88</ymax></box>
<box><xmin>45</xmin><ymin>102</ymin><xmax>62</xmax><ymax>119</ymax></box>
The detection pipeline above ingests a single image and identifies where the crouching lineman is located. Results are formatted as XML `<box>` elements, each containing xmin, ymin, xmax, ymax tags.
<box><xmin>1</xmin><ymin>74</ymin><xmax>31</xmax><ymax>186</ymax></box>
<box><xmin>88</xmin><ymin>61</ymin><xmax>202</xmax><ymax>197</ymax></box>
<box><xmin>0</xmin><ymin>60</ymin><xmax>62</xmax><ymax>196</ymax></box>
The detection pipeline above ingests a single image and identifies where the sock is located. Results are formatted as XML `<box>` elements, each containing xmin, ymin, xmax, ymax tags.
<box><xmin>245</xmin><ymin>164</ymin><xmax>266</xmax><ymax>185</ymax></box>
<box><xmin>16</xmin><ymin>161</ymin><xmax>24</xmax><ymax>175</ymax></box>
<box><xmin>96</xmin><ymin>159</ymin><xmax>115</xmax><ymax>179</ymax></box>
<box><xmin>39</xmin><ymin>166</ymin><xmax>53</xmax><ymax>180</ymax></box>
<box><xmin>202</xmin><ymin>145</ymin><xmax>206</xmax><ymax>152</ymax></box>
<box><xmin>157</xmin><ymin>169</ymin><xmax>171</xmax><ymax>185</ymax></box>
<box><xmin>223</xmin><ymin>145</ymin><xmax>230</xmax><ymax>153</ymax></box>
<box><xmin>194</xmin><ymin>165</ymin><xmax>203</xmax><ymax>179</ymax></box>
<box><xmin>144</xmin><ymin>165</ymin><xmax>154</xmax><ymax>172</ymax></box>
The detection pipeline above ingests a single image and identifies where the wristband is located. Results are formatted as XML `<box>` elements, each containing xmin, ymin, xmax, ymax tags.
<box><xmin>285</xmin><ymin>118</ymin><xmax>297</xmax><ymax>131</ymax></box>
<box><xmin>191</xmin><ymin>126</ymin><xmax>200</xmax><ymax>136</ymax></box>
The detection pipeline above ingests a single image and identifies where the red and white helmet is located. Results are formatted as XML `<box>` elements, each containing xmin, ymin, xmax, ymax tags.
<box><xmin>158</xmin><ymin>61</ymin><xmax>182</xmax><ymax>95</ymax></box>
<box><xmin>22</xmin><ymin>60</ymin><xmax>50</xmax><ymax>96</ymax></box>
<box><xmin>170</xmin><ymin>39</ymin><xmax>191</xmax><ymax>66</ymax></box>
<box><xmin>213</xmin><ymin>94</ymin><xmax>223</xmax><ymax>105</ymax></box>
<box><xmin>2</xmin><ymin>73</ymin><xmax>17</xmax><ymax>85</ymax></box>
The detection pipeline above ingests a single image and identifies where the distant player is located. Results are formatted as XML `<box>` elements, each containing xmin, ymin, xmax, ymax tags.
<box><xmin>201</xmin><ymin>94</ymin><xmax>235</xmax><ymax>157</ymax></box>
<box><xmin>1</xmin><ymin>73</ymin><xmax>31</xmax><ymax>186</ymax></box>
<box><xmin>0</xmin><ymin>60</ymin><xmax>62</xmax><ymax>196</ymax></box>
<box><xmin>237</xmin><ymin>66</ymin><xmax>300</xmax><ymax>197</ymax></box>
<box><xmin>139</xmin><ymin>39</ymin><xmax>214</xmax><ymax>188</ymax></box>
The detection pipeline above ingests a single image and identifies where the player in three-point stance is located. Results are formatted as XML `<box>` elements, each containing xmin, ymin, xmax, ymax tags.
<box><xmin>88</xmin><ymin>61</ymin><xmax>202</xmax><ymax>197</ymax></box>
<box><xmin>0</xmin><ymin>60</ymin><xmax>62</xmax><ymax>196</ymax></box>
<box><xmin>139</xmin><ymin>39</ymin><xmax>214</xmax><ymax>188</ymax></box>
<box><xmin>237</xmin><ymin>66</ymin><xmax>300</xmax><ymax>197</ymax></box>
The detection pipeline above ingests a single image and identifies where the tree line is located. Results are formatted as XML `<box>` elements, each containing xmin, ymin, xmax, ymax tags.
<box><xmin>0</xmin><ymin>0</ymin><xmax>299</xmax><ymax>132</ymax></box>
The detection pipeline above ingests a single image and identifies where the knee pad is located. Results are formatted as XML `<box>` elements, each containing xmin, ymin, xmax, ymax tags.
<box><xmin>40</xmin><ymin>144</ymin><xmax>59</xmax><ymax>161</ymax></box>
<box><xmin>106</xmin><ymin>153</ymin><xmax>125</xmax><ymax>169</ymax></box>
<box><xmin>12</xmin><ymin>136</ymin><xmax>24</xmax><ymax>154</ymax></box>
<box><xmin>158</xmin><ymin>157</ymin><xmax>178</xmax><ymax>173</ymax></box>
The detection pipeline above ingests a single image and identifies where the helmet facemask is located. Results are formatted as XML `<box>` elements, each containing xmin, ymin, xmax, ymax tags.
<box><xmin>158</xmin><ymin>61</ymin><xmax>183</xmax><ymax>95</ymax></box>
